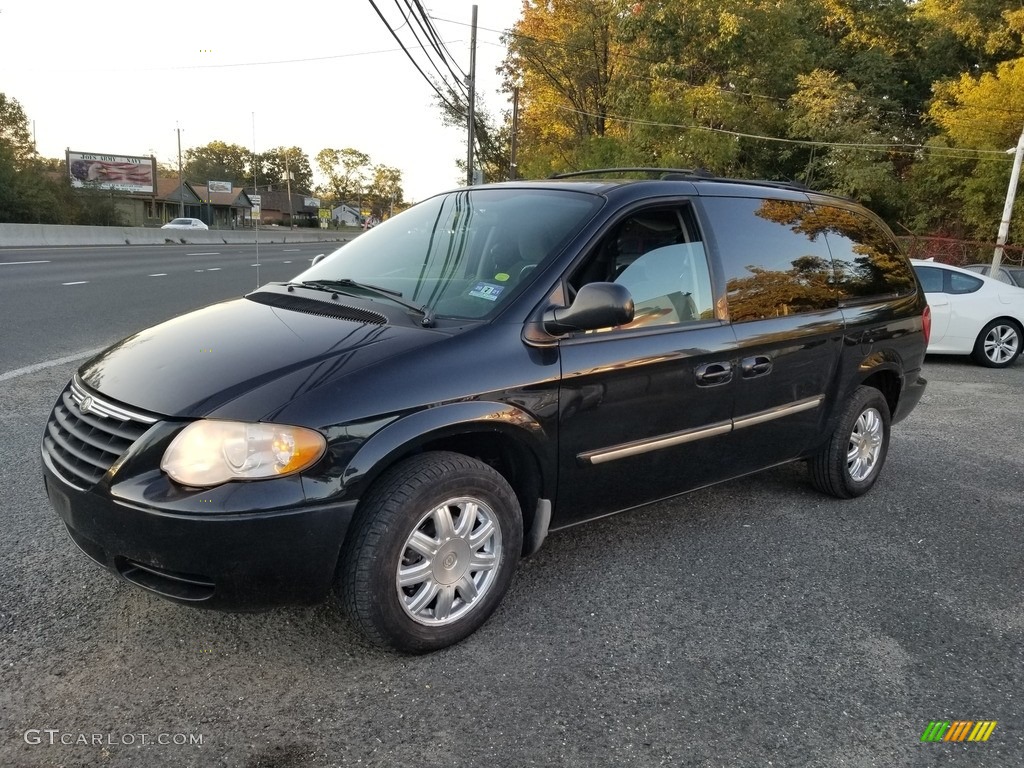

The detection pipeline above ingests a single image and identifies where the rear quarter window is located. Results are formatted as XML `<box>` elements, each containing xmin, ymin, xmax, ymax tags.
<box><xmin>699</xmin><ymin>197</ymin><xmax>837</xmax><ymax>322</ymax></box>
<box><xmin>914</xmin><ymin>266</ymin><xmax>983</xmax><ymax>295</ymax></box>
<box><xmin>816</xmin><ymin>206</ymin><xmax>917</xmax><ymax>302</ymax></box>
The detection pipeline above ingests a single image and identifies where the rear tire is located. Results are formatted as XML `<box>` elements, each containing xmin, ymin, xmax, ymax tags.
<box><xmin>971</xmin><ymin>319</ymin><xmax>1022</xmax><ymax>368</ymax></box>
<box><xmin>339</xmin><ymin>451</ymin><xmax>522</xmax><ymax>653</ymax></box>
<box><xmin>810</xmin><ymin>386</ymin><xmax>891</xmax><ymax>499</ymax></box>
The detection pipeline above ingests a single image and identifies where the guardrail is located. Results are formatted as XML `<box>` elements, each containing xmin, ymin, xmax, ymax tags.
<box><xmin>0</xmin><ymin>223</ymin><xmax>356</xmax><ymax>248</ymax></box>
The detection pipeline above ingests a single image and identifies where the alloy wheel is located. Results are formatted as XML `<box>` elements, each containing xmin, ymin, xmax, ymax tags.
<box><xmin>396</xmin><ymin>497</ymin><xmax>502</xmax><ymax>626</ymax></box>
<box><xmin>847</xmin><ymin>407</ymin><xmax>883</xmax><ymax>482</ymax></box>
<box><xmin>983</xmin><ymin>324</ymin><xmax>1020</xmax><ymax>365</ymax></box>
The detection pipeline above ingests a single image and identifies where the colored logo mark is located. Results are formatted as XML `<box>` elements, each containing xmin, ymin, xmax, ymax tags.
<box><xmin>921</xmin><ymin>720</ymin><xmax>997</xmax><ymax>742</ymax></box>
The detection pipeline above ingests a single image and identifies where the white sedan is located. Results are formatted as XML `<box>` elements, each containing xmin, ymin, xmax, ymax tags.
<box><xmin>912</xmin><ymin>259</ymin><xmax>1024</xmax><ymax>367</ymax></box>
<box><xmin>161</xmin><ymin>218</ymin><xmax>209</xmax><ymax>230</ymax></box>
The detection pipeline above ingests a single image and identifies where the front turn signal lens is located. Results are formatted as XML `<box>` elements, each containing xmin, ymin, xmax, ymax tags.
<box><xmin>161</xmin><ymin>420</ymin><xmax>326</xmax><ymax>487</ymax></box>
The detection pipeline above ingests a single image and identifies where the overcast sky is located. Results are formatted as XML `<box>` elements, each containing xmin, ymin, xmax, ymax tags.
<box><xmin>0</xmin><ymin>0</ymin><xmax>523</xmax><ymax>202</ymax></box>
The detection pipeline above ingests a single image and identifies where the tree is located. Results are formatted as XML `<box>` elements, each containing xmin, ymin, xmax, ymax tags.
<box><xmin>261</xmin><ymin>146</ymin><xmax>313</xmax><ymax>191</ymax></box>
<box><xmin>0</xmin><ymin>93</ymin><xmax>34</xmax><ymax>163</ymax></box>
<box><xmin>922</xmin><ymin>57</ymin><xmax>1024</xmax><ymax>239</ymax></box>
<box><xmin>364</xmin><ymin>165</ymin><xmax>404</xmax><ymax>218</ymax></box>
<box><xmin>184</xmin><ymin>141</ymin><xmax>254</xmax><ymax>187</ymax></box>
<box><xmin>316</xmin><ymin>148</ymin><xmax>371</xmax><ymax>204</ymax></box>
<box><xmin>0</xmin><ymin>93</ymin><xmax>67</xmax><ymax>224</ymax></box>
<box><xmin>434</xmin><ymin>95</ymin><xmax>514</xmax><ymax>185</ymax></box>
<box><xmin>502</xmin><ymin>0</ymin><xmax>625</xmax><ymax>177</ymax></box>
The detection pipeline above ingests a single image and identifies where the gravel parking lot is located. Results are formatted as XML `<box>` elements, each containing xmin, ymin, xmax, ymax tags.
<box><xmin>1</xmin><ymin>355</ymin><xmax>1022</xmax><ymax>767</ymax></box>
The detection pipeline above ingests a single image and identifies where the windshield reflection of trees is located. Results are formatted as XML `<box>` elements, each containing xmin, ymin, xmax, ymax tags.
<box><xmin>727</xmin><ymin>201</ymin><xmax>915</xmax><ymax>321</ymax></box>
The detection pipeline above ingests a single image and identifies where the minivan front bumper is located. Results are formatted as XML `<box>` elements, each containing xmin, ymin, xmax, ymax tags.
<box><xmin>41</xmin><ymin>452</ymin><xmax>357</xmax><ymax>609</ymax></box>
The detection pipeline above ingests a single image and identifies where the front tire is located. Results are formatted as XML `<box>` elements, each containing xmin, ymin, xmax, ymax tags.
<box><xmin>810</xmin><ymin>386</ymin><xmax>891</xmax><ymax>499</ymax></box>
<box><xmin>972</xmin><ymin>319</ymin><xmax>1022</xmax><ymax>368</ymax></box>
<box><xmin>339</xmin><ymin>452</ymin><xmax>523</xmax><ymax>653</ymax></box>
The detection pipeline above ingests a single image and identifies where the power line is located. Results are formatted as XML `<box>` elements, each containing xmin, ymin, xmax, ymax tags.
<box><xmin>412</xmin><ymin>0</ymin><xmax>468</xmax><ymax>80</ymax></box>
<box><xmin>34</xmin><ymin>41</ymin><xmax>465</xmax><ymax>74</ymax></box>
<box><xmin>551</xmin><ymin>104</ymin><xmax>1016</xmax><ymax>160</ymax></box>
<box><xmin>366</xmin><ymin>0</ymin><xmax>464</xmax><ymax>113</ymax></box>
<box><xmin>394</xmin><ymin>0</ymin><xmax>468</xmax><ymax>96</ymax></box>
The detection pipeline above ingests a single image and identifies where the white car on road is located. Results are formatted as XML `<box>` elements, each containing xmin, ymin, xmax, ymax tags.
<box><xmin>161</xmin><ymin>218</ymin><xmax>209</xmax><ymax>230</ymax></box>
<box><xmin>912</xmin><ymin>259</ymin><xmax>1024</xmax><ymax>367</ymax></box>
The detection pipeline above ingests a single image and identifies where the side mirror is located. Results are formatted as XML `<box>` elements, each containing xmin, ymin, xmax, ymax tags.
<box><xmin>543</xmin><ymin>282</ymin><xmax>634</xmax><ymax>335</ymax></box>
<box><xmin>311</xmin><ymin>253</ymin><xmax>326</xmax><ymax>267</ymax></box>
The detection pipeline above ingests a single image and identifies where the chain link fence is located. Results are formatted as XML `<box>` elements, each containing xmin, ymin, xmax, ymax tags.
<box><xmin>896</xmin><ymin>236</ymin><xmax>1024</xmax><ymax>268</ymax></box>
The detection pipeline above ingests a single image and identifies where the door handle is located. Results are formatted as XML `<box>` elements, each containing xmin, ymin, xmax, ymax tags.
<box><xmin>741</xmin><ymin>355</ymin><xmax>772</xmax><ymax>378</ymax></box>
<box><xmin>695</xmin><ymin>361</ymin><xmax>733</xmax><ymax>386</ymax></box>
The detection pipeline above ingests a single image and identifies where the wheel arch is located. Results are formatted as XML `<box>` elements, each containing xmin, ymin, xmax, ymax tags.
<box><xmin>858</xmin><ymin>366</ymin><xmax>902</xmax><ymax>418</ymax></box>
<box><xmin>341</xmin><ymin>401</ymin><xmax>553</xmax><ymax>546</ymax></box>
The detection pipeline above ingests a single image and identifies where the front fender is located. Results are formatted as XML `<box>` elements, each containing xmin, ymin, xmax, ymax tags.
<box><xmin>339</xmin><ymin>400</ymin><xmax>553</xmax><ymax>498</ymax></box>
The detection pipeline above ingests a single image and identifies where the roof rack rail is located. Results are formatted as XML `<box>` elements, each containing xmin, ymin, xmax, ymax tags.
<box><xmin>547</xmin><ymin>167</ymin><xmax>819</xmax><ymax>194</ymax></box>
<box><xmin>549</xmin><ymin>167</ymin><xmax>715</xmax><ymax>180</ymax></box>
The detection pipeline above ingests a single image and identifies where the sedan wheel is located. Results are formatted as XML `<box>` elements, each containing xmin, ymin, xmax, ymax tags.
<box><xmin>339</xmin><ymin>451</ymin><xmax>522</xmax><ymax>653</ymax></box>
<box><xmin>972</xmin><ymin>319</ymin><xmax>1022</xmax><ymax>368</ymax></box>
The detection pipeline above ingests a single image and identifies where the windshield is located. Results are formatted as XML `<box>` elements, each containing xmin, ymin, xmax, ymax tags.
<box><xmin>293</xmin><ymin>188</ymin><xmax>601</xmax><ymax>320</ymax></box>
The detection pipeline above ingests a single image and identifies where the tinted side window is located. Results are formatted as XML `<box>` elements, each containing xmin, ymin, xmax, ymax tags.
<box><xmin>700</xmin><ymin>197</ymin><xmax>836</xmax><ymax>322</ymax></box>
<box><xmin>818</xmin><ymin>206</ymin><xmax>917</xmax><ymax>302</ymax></box>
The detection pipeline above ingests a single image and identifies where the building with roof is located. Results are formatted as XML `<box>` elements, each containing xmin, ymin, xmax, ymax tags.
<box><xmin>102</xmin><ymin>180</ymin><xmax>254</xmax><ymax>228</ymax></box>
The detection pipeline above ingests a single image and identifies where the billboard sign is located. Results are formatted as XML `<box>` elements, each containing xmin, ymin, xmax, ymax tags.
<box><xmin>67</xmin><ymin>151</ymin><xmax>155</xmax><ymax>193</ymax></box>
<box><xmin>208</xmin><ymin>180</ymin><xmax>232</xmax><ymax>194</ymax></box>
<box><xmin>304</xmin><ymin>197</ymin><xmax>320</xmax><ymax>208</ymax></box>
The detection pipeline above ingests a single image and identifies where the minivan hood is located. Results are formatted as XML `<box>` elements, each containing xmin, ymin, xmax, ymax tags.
<box><xmin>78</xmin><ymin>294</ymin><xmax>443</xmax><ymax>418</ymax></box>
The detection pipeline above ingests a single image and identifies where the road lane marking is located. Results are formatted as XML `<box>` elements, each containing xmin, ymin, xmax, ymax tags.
<box><xmin>206</xmin><ymin>267</ymin><xmax>221</xmax><ymax>271</ymax></box>
<box><xmin>283</xmin><ymin>261</ymin><xmax>292</xmax><ymax>263</ymax></box>
<box><xmin>0</xmin><ymin>260</ymin><xmax>51</xmax><ymax>265</ymax></box>
<box><xmin>0</xmin><ymin>346</ymin><xmax>108</xmax><ymax>383</ymax></box>
<box><xmin>149</xmin><ymin>273</ymin><xmax>168</xmax><ymax>277</ymax></box>
<box><xmin>187</xmin><ymin>252</ymin><xmax>221</xmax><ymax>256</ymax></box>
<box><xmin>283</xmin><ymin>248</ymin><xmax>301</xmax><ymax>252</ymax></box>
<box><xmin>62</xmin><ymin>281</ymin><xmax>89</xmax><ymax>285</ymax></box>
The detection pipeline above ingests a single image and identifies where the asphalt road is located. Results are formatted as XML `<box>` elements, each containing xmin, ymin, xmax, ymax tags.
<box><xmin>0</xmin><ymin>250</ymin><xmax>1022</xmax><ymax>767</ymax></box>
<box><xmin>0</xmin><ymin>242</ymin><xmax>342</xmax><ymax>373</ymax></box>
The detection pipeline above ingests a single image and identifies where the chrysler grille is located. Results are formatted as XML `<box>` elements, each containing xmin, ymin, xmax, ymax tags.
<box><xmin>43</xmin><ymin>377</ymin><xmax>158</xmax><ymax>488</ymax></box>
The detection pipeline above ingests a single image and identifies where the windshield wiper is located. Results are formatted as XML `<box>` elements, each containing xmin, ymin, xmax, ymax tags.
<box><xmin>295</xmin><ymin>279</ymin><xmax>436</xmax><ymax>327</ymax></box>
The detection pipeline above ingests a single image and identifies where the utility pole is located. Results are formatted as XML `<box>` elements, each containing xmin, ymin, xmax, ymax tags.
<box><xmin>510</xmin><ymin>86</ymin><xmax>520</xmax><ymax>181</ymax></box>
<box><xmin>284</xmin><ymin>150</ymin><xmax>293</xmax><ymax>227</ymax></box>
<box><xmin>176</xmin><ymin>124</ymin><xmax>184</xmax><ymax>218</ymax></box>
<box><xmin>993</xmin><ymin>125</ymin><xmax>1024</xmax><ymax>274</ymax></box>
<box><xmin>466</xmin><ymin>4</ymin><xmax>478</xmax><ymax>187</ymax></box>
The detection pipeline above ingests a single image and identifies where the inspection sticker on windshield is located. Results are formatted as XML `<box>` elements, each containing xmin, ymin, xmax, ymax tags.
<box><xmin>468</xmin><ymin>282</ymin><xmax>504</xmax><ymax>301</ymax></box>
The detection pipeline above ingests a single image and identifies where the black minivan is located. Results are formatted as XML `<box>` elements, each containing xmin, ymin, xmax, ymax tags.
<box><xmin>41</xmin><ymin>170</ymin><xmax>929</xmax><ymax>652</ymax></box>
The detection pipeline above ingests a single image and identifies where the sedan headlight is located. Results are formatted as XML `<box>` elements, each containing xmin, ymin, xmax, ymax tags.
<box><xmin>161</xmin><ymin>420</ymin><xmax>326</xmax><ymax>487</ymax></box>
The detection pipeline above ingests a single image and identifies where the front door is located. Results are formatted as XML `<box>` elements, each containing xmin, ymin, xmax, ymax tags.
<box><xmin>553</xmin><ymin>206</ymin><xmax>740</xmax><ymax>526</ymax></box>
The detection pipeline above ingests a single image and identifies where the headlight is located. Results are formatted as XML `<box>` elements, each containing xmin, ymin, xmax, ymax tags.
<box><xmin>161</xmin><ymin>420</ymin><xmax>326</xmax><ymax>487</ymax></box>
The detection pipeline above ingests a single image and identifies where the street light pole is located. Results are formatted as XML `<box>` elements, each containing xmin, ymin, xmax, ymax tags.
<box><xmin>993</xmin><ymin>125</ymin><xmax>1024</xmax><ymax>274</ymax></box>
<box><xmin>176</xmin><ymin>124</ymin><xmax>184</xmax><ymax>218</ymax></box>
